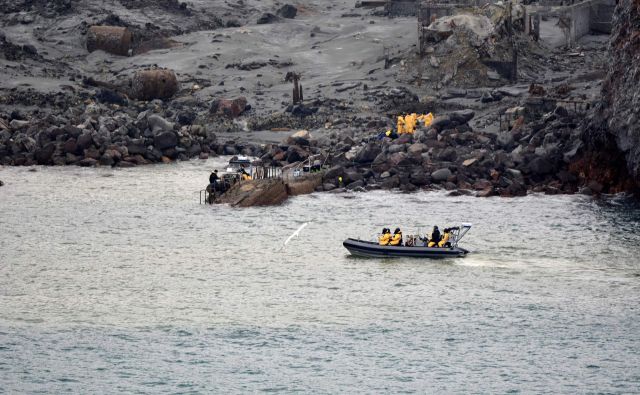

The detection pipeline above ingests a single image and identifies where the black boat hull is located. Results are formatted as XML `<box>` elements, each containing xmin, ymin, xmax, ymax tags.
<box><xmin>343</xmin><ymin>238</ymin><xmax>469</xmax><ymax>258</ymax></box>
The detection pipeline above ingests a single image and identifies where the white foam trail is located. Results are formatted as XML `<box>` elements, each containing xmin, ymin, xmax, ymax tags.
<box><xmin>280</xmin><ymin>222</ymin><xmax>308</xmax><ymax>251</ymax></box>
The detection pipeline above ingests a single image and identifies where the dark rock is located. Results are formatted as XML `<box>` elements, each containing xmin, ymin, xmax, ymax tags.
<box><xmin>388</xmin><ymin>144</ymin><xmax>405</xmax><ymax>154</ymax></box>
<box><xmin>410</xmin><ymin>170</ymin><xmax>428</xmax><ymax>186</ymax></box>
<box><xmin>177</xmin><ymin>110</ymin><xmax>196</xmax><ymax>125</ymax></box>
<box><xmin>430</xmin><ymin>115</ymin><xmax>451</xmax><ymax>130</ymax></box>
<box><xmin>95</xmin><ymin>88</ymin><xmax>128</xmax><ymax>106</ymax></box>
<box><xmin>257</xmin><ymin>13</ymin><xmax>279</xmax><ymax>24</ymax></box>
<box><xmin>286</xmin><ymin>146</ymin><xmax>308</xmax><ymax>163</ymax></box>
<box><xmin>83</xmin><ymin>147</ymin><xmax>101</xmax><ymax>160</ymax></box>
<box><xmin>446</xmin><ymin>88</ymin><xmax>467</xmax><ymax>98</ymax></box>
<box><xmin>63</xmin><ymin>138</ymin><xmax>77</xmax><ymax>154</ymax></box>
<box><xmin>76</xmin><ymin>158</ymin><xmax>98</xmax><ymax>167</ymax></box>
<box><xmin>394</xmin><ymin>133</ymin><xmax>413</xmax><ymax>145</ymax></box>
<box><xmin>527</xmin><ymin>157</ymin><xmax>554</xmax><ymax>176</ymax></box>
<box><xmin>224</xmin><ymin>145</ymin><xmax>238</xmax><ymax>155</ymax></box>
<box><xmin>117</xmin><ymin>160</ymin><xmax>136</xmax><ymax>168</ymax></box>
<box><xmin>346</xmin><ymin>180</ymin><xmax>365</xmax><ymax>190</ymax></box>
<box><xmin>431</xmin><ymin>168</ymin><xmax>452</xmax><ymax>182</ymax></box>
<box><xmin>99</xmin><ymin>153</ymin><xmax>115</xmax><ymax>166</ymax></box>
<box><xmin>476</xmin><ymin>187</ymin><xmax>495</xmax><ymax>197</ymax></box>
<box><xmin>289</xmin><ymin>104</ymin><xmax>318</xmax><ymax>117</ymax></box>
<box><xmin>554</xmin><ymin>105</ymin><xmax>569</xmax><ymax>118</ymax></box>
<box><xmin>407</xmin><ymin>143</ymin><xmax>427</xmax><ymax>155</ymax></box>
<box><xmin>436</xmin><ymin>147</ymin><xmax>457</xmax><ymax>162</ymax></box>
<box><xmin>355</xmin><ymin>143</ymin><xmax>381</xmax><ymax>163</ymax></box>
<box><xmin>324</xmin><ymin>165</ymin><xmax>345</xmax><ymax>181</ymax></box>
<box><xmin>76</xmin><ymin>132</ymin><xmax>94</xmax><ymax>151</ymax></box>
<box><xmin>449</xmin><ymin>109</ymin><xmax>475</xmax><ymax>124</ymax></box>
<box><xmin>323</xmin><ymin>182</ymin><xmax>336</xmax><ymax>191</ymax></box>
<box><xmin>587</xmin><ymin>180</ymin><xmax>604</xmax><ymax>194</ymax></box>
<box><xmin>344</xmin><ymin>171</ymin><xmax>363</xmax><ymax>184</ymax></box>
<box><xmin>277</xmin><ymin>4</ymin><xmax>297</xmax><ymax>18</ymax></box>
<box><xmin>34</xmin><ymin>142</ymin><xmax>56</xmax><ymax>165</ymax></box>
<box><xmin>380</xmin><ymin>175</ymin><xmax>400</xmax><ymax>189</ymax></box>
<box><xmin>473</xmin><ymin>179</ymin><xmax>493</xmax><ymax>190</ymax></box>
<box><xmin>154</xmin><ymin>132</ymin><xmax>178</xmax><ymax>150</ymax></box>
<box><xmin>127</xmin><ymin>142</ymin><xmax>146</xmax><ymax>155</ymax></box>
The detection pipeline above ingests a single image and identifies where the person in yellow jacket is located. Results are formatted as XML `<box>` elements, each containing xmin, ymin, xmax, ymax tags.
<box><xmin>397</xmin><ymin>115</ymin><xmax>405</xmax><ymax>134</ymax></box>
<box><xmin>240</xmin><ymin>167</ymin><xmax>252</xmax><ymax>180</ymax></box>
<box><xmin>378</xmin><ymin>228</ymin><xmax>391</xmax><ymax>246</ymax></box>
<box><xmin>438</xmin><ymin>228</ymin><xmax>451</xmax><ymax>248</ymax></box>
<box><xmin>418</xmin><ymin>113</ymin><xmax>434</xmax><ymax>127</ymax></box>
<box><xmin>389</xmin><ymin>228</ymin><xmax>403</xmax><ymax>246</ymax></box>
<box><xmin>404</xmin><ymin>113</ymin><xmax>417</xmax><ymax>134</ymax></box>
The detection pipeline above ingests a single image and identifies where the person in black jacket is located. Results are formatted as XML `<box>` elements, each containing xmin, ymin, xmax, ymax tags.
<box><xmin>209</xmin><ymin>169</ymin><xmax>219</xmax><ymax>184</ymax></box>
<box><xmin>428</xmin><ymin>226</ymin><xmax>441</xmax><ymax>247</ymax></box>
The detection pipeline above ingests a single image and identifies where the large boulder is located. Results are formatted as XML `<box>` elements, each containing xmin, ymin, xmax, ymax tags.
<box><xmin>431</xmin><ymin>168</ymin><xmax>452</xmax><ymax>182</ymax></box>
<box><xmin>527</xmin><ymin>157</ymin><xmax>554</xmax><ymax>176</ymax></box>
<box><xmin>324</xmin><ymin>165</ymin><xmax>345</xmax><ymax>180</ymax></box>
<box><xmin>257</xmin><ymin>13</ymin><xmax>279</xmax><ymax>24</ymax></box>
<box><xmin>154</xmin><ymin>132</ymin><xmax>178</xmax><ymax>150</ymax></box>
<box><xmin>287</xmin><ymin>130</ymin><xmax>311</xmax><ymax>146</ymax></box>
<box><xmin>286</xmin><ymin>146</ymin><xmax>308</xmax><ymax>163</ymax></box>
<box><xmin>355</xmin><ymin>143</ymin><xmax>382</xmax><ymax>163</ymax></box>
<box><xmin>430</xmin><ymin>115</ymin><xmax>452</xmax><ymax>130</ymax></box>
<box><xmin>76</xmin><ymin>132</ymin><xmax>94</xmax><ymax>151</ymax></box>
<box><xmin>217</xmin><ymin>179</ymin><xmax>288</xmax><ymax>207</ymax></box>
<box><xmin>34</xmin><ymin>142</ymin><xmax>56</xmax><ymax>165</ymax></box>
<box><xmin>148</xmin><ymin>114</ymin><xmax>174</xmax><ymax>134</ymax></box>
<box><xmin>449</xmin><ymin>109</ymin><xmax>475</xmax><ymax>124</ymax></box>
<box><xmin>277</xmin><ymin>4</ymin><xmax>297</xmax><ymax>18</ymax></box>
<box><xmin>407</xmin><ymin>143</ymin><xmax>428</xmax><ymax>155</ymax></box>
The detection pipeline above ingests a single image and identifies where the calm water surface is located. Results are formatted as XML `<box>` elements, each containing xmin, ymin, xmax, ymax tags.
<box><xmin>1</xmin><ymin>159</ymin><xmax>640</xmax><ymax>393</ymax></box>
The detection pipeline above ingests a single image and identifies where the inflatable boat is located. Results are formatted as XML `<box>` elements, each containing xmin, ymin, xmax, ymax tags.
<box><xmin>343</xmin><ymin>224</ymin><xmax>471</xmax><ymax>258</ymax></box>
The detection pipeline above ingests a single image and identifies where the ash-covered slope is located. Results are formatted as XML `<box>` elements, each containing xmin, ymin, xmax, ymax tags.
<box><xmin>582</xmin><ymin>1</ymin><xmax>640</xmax><ymax>191</ymax></box>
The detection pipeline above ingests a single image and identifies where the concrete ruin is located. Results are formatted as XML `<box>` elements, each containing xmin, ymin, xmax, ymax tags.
<box><xmin>521</xmin><ymin>0</ymin><xmax>615</xmax><ymax>47</ymax></box>
<box><xmin>365</xmin><ymin>0</ymin><xmax>614</xmax><ymax>48</ymax></box>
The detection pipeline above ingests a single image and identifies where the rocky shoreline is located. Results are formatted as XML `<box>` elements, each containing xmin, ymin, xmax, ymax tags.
<box><xmin>1</xmin><ymin>0</ymin><xmax>638</xmax><ymax>199</ymax></box>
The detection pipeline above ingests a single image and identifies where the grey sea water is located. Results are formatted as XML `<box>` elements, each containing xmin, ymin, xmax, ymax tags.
<box><xmin>1</xmin><ymin>159</ymin><xmax>640</xmax><ymax>393</ymax></box>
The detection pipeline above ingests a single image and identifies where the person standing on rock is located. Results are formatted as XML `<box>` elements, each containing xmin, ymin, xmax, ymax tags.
<box><xmin>397</xmin><ymin>115</ymin><xmax>405</xmax><ymax>135</ymax></box>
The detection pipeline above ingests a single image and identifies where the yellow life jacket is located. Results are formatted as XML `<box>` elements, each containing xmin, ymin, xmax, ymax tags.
<box><xmin>420</xmin><ymin>112</ymin><xmax>434</xmax><ymax>127</ymax></box>
<box><xmin>397</xmin><ymin>116</ymin><xmax>405</xmax><ymax>134</ymax></box>
<box><xmin>438</xmin><ymin>232</ymin><xmax>450</xmax><ymax>247</ymax></box>
<box><xmin>405</xmin><ymin>114</ymin><xmax>417</xmax><ymax>134</ymax></box>
<box><xmin>390</xmin><ymin>232</ymin><xmax>402</xmax><ymax>246</ymax></box>
<box><xmin>428</xmin><ymin>241</ymin><xmax>437</xmax><ymax>247</ymax></box>
<box><xmin>378</xmin><ymin>233</ymin><xmax>391</xmax><ymax>246</ymax></box>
